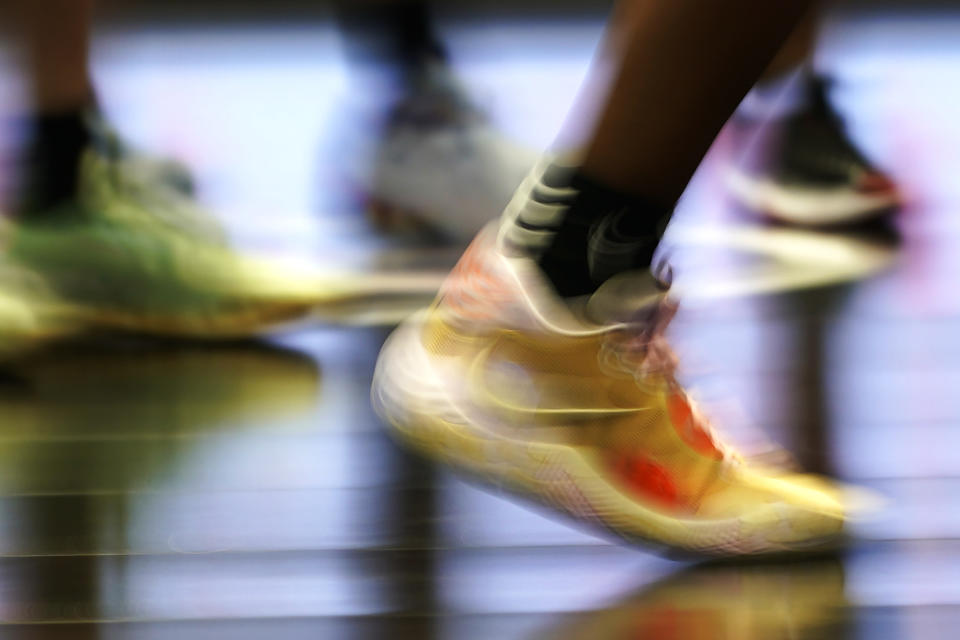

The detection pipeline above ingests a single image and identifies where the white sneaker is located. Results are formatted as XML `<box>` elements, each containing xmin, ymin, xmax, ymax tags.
<box><xmin>348</xmin><ymin>66</ymin><xmax>538</xmax><ymax>240</ymax></box>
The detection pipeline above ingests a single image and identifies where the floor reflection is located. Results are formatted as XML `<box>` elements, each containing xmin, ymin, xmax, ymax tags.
<box><xmin>527</xmin><ymin>557</ymin><xmax>851</xmax><ymax>640</ymax></box>
<box><xmin>0</xmin><ymin>340</ymin><xmax>321</xmax><ymax>623</ymax></box>
<box><xmin>769</xmin><ymin>221</ymin><xmax>901</xmax><ymax>475</ymax></box>
<box><xmin>774</xmin><ymin>278</ymin><xmax>864</xmax><ymax>476</ymax></box>
<box><xmin>0</xmin><ymin>340</ymin><xmax>320</xmax><ymax>441</ymax></box>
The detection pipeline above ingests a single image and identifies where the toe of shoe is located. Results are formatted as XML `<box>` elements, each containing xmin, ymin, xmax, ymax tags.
<box><xmin>746</xmin><ymin>474</ymin><xmax>849</xmax><ymax>552</ymax></box>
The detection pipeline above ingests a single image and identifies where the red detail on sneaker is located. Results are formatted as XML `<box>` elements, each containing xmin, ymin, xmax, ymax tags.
<box><xmin>441</xmin><ymin>234</ymin><xmax>516</xmax><ymax>321</ymax></box>
<box><xmin>607</xmin><ymin>451</ymin><xmax>683</xmax><ymax>512</ymax></box>
<box><xmin>857</xmin><ymin>171</ymin><xmax>897</xmax><ymax>195</ymax></box>
<box><xmin>668</xmin><ymin>391</ymin><xmax>723</xmax><ymax>460</ymax></box>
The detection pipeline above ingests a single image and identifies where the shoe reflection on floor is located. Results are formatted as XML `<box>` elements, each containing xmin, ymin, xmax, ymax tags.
<box><xmin>0</xmin><ymin>340</ymin><xmax>320</xmax><ymax>622</ymax></box>
<box><xmin>528</xmin><ymin>556</ymin><xmax>851</xmax><ymax>640</ymax></box>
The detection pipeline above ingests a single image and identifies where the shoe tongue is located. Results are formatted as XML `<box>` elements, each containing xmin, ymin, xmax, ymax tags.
<box><xmin>584</xmin><ymin>269</ymin><xmax>669</xmax><ymax>325</ymax></box>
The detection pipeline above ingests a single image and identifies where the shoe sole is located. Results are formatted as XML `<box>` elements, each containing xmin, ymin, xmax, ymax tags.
<box><xmin>726</xmin><ymin>169</ymin><xmax>899</xmax><ymax>227</ymax></box>
<box><xmin>10</xmin><ymin>268</ymin><xmax>446</xmax><ymax>340</ymax></box>
<box><xmin>72</xmin><ymin>301</ymin><xmax>318</xmax><ymax>339</ymax></box>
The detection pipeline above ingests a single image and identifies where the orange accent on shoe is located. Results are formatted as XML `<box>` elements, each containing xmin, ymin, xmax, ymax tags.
<box><xmin>857</xmin><ymin>171</ymin><xmax>897</xmax><ymax>195</ymax></box>
<box><xmin>607</xmin><ymin>451</ymin><xmax>684</xmax><ymax>512</ymax></box>
<box><xmin>668</xmin><ymin>390</ymin><xmax>723</xmax><ymax>460</ymax></box>
<box><xmin>441</xmin><ymin>234</ymin><xmax>515</xmax><ymax>321</ymax></box>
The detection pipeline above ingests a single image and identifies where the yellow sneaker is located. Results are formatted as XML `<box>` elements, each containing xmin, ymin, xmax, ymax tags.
<box><xmin>373</xmin><ymin>224</ymin><xmax>851</xmax><ymax>556</ymax></box>
<box><xmin>0</xmin><ymin>261</ymin><xmax>82</xmax><ymax>357</ymax></box>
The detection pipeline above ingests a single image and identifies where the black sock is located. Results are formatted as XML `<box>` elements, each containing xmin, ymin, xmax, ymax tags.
<box><xmin>334</xmin><ymin>1</ymin><xmax>449</xmax><ymax>90</ymax></box>
<box><xmin>514</xmin><ymin>165</ymin><xmax>673</xmax><ymax>297</ymax></box>
<box><xmin>18</xmin><ymin>108</ymin><xmax>91</xmax><ymax>215</ymax></box>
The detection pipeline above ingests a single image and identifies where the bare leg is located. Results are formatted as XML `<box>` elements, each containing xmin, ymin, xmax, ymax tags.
<box><xmin>7</xmin><ymin>0</ymin><xmax>96</xmax><ymax>213</ymax></box>
<box><xmin>11</xmin><ymin>0</ymin><xmax>96</xmax><ymax>112</ymax></box>
<box><xmin>579</xmin><ymin>0</ymin><xmax>816</xmax><ymax>206</ymax></box>
<box><xmin>761</xmin><ymin>5</ymin><xmax>820</xmax><ymax>82</ymax></box>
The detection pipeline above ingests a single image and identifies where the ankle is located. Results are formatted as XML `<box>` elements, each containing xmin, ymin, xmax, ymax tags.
<box><xmin>502</xmin><ymin>159</ymin><xmax>673</xmax><ymax>298</ymax></box>
<box><xmin>16</xmin><ymin>106</ymin><xmax>94</xmax><ymax>215</ymax></box>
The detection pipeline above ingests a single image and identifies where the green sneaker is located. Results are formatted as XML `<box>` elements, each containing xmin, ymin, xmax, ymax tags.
<box><xmin>0</xmin><ymin>260</ymin><xmax>80</xmax><ymax>356</ymax></box>
<box><xmin>5</xmin><ymin>147</ymin><xmax>344</xmax><ymax>338</ymax></box>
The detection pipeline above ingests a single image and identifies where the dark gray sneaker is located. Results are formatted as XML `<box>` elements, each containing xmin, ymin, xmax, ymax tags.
<box><xmin>727</xmin><ymin>76</ymin><xmax>900</xmax><ymax>228</ymax></box>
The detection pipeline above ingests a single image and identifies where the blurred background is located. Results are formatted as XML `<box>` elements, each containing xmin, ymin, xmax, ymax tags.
<box><xmin>0</xmin><ymin>0</ymin><xmax>957</xmax><ymax>638</ymax></box>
